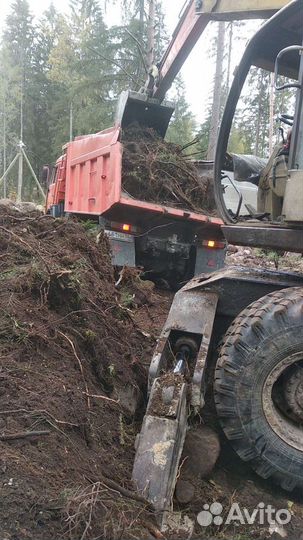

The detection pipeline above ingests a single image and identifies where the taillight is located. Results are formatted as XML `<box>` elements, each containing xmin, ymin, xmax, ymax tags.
<box><xmin>109</xmin><ymin>221</ymin><xmax>138</xmax><ymax>234</ymax></box>
<box><xmin>202</xmin><ymin>240</ymin><xmax>226</xmax><ymax>249</ymax></box>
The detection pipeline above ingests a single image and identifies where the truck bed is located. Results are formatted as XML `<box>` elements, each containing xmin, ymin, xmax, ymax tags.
<box><xmin>62</xmin><ymin>125</ymin><xmax>222</xmax><ymax>232</ymax></box>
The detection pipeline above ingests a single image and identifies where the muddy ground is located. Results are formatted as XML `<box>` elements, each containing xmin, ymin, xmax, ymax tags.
<box><xmin>0</xmin><ymin>207</ymin><xmax>167</xmax><ymax>540</ymax></box>
<box><xmin>0</xmin><ymin>206</ymin><xmax>303</xmax><ymax>540</ymax></box>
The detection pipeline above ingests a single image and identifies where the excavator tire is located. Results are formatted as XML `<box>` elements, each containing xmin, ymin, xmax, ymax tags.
<box><xmin>214</xmin><ymin>287</ymin><xmax>303</xmax><ymax>491</ymax></box>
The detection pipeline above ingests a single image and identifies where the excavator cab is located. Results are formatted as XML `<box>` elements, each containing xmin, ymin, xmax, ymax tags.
<box><xmin>214</xmin><ymin>0</ymin><xmax>303</xmax><ymax>249</ymax></box>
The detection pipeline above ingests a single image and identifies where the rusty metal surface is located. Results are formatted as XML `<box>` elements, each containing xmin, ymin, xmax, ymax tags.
<box><xmin>284</xmin><ymin>366</ymin><xmax>303</xmax><ymax>423</ymax></box>
<box><xmin>132</xmin><ymin>379</ymin><xmax>187</xmax><ymax>516</ymax></box>
<box><xmin>184</xmin><ymin>265</ymin><xmax>303</xmax><ymax>291</ymax></box>
<box><xmin>149</xmin><ymin>290</ymin><xmax>219</xmax><ymax>386</ymax></box>
<box><xmin>191</xmin><ymin>293</ymin><xmax>218</xmax><ymax>410</ymax></box>
<box><xmin>164</xmin><ymin>290</ymin><xmax>217</xmax><ymax>334</ymax></box>
<box><xmin>105</xmin><ymin>231</ymin><xmax>136</xmax><ymax>267</ymax></box>
<box><xmin>195</xmin><ymin>245</ymin><xmax>226</xmax><ymax>275</ymax></box>
<box><xmin>263</xmin><ymin>352</ymin><xmax>303</xmax><ymax>452</ymax></box>
<box><xmin>183</xmin><ymin>266</ymin><xmax>303</xmax><ymax>317</ymax></box>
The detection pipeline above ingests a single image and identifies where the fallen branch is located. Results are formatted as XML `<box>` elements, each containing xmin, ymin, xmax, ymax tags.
<box><xmin>0</xmin><ymin>430</ymin><xmax>50</xmax><ymax>441</ymax></box>
<box><xmin>139</xmin><ymin>520</ymin><xmax>164</xmax><ymax>539</ymax></box>
<box><xmin>100</xmin><ymin>477</ymin><xmax>151</xmax><ymax>506</ymax></box>
<box><xmin>0</xmin><ymin>408</ymin><xmax>79</xmax><ymax>427</ymax></box>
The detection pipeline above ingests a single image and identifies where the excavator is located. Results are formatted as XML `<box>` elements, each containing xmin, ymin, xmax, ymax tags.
<box><xmin>128</xmin><ymin>0</ymin><xmax>303</xmax><ymax>528</ymax></box>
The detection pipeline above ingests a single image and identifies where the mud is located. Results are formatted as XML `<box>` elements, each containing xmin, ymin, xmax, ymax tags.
<box><xmin>0</xmin><ymin>208</ymin><xmax>159</xmax><ymax>540</ymax></box>
<box><xmin>1</xmin><ymin>205</ymin><xmax>303</xmax><ymax>540</ymax></box>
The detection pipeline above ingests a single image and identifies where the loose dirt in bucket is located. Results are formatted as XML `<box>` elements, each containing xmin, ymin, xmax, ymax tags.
<box><xmin>121</xmin><ymin>124</ymin><xmax>216</xmax><ymax>214</ymax></box>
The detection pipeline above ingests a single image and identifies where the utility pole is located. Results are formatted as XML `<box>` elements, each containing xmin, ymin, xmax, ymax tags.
<box><xmin>0</xmin><ymin>66</ymin><xmax>45</xmax><ymax>202</ymax></box>
<box><xmin>17</xmin><ymin>142</ymin><xmax>23</xmax><ymax>202</ymax></box>
<box><xmin>207</xmin><ymin>21</ymin><xmax>226</xmax><ymax>161</ymax></box>
<box><xmin>269</xmin><ymin>72</ymin><xmax>275</xmax><ymax>154</ymax></box>
<box><xmin>17</xmin><ymin>64</ymin><xmax>24</xmax><ymax>202</ymax></box>
<box><xmin>3</xmin><ymin>89</ymin><xmax>7</xmax><ymax>198</ymax></box>
<box><xmin>70</xmin><ymin>101</ymin><xmax>73</xmax><ymax>142</ymax></box>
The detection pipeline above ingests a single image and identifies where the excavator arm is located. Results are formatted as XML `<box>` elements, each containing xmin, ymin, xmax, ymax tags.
<box><xmin>117</xmin><ymin>0</ymin><xmax>290</xmax><ymax>134</ymax></box>
<box><xmin>153</xmin><ymin>0</ymin><xmax>290</xmax><ymax>101</ymax></box>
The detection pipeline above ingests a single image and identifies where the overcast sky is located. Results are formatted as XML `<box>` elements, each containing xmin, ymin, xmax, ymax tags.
<box><xmin>1</xmin><ymin>0</ymin><xmax>260</xmax><ymax>124</ymax></box>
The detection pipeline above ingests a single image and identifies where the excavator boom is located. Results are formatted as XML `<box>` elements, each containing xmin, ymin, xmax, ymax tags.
<box><xmin>154</xmin><ymin>0</ymin><xmax>290</xmax><ymax>101</ymax></box>
<box><xmin>117</xmin><ymin>0</ymin><xmax>290</xmax><ymax>134</ymax></box>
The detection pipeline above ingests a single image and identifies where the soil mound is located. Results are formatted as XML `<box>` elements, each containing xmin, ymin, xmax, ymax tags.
<box><xmin>0</xmin><ymin>208</ymin><xmax>157</xmax><ymax>540</ymax></box>
<box><xmin>122</xmin><ymin>124</ymin><xmax>216</xmax><ymax>214</ymax></box>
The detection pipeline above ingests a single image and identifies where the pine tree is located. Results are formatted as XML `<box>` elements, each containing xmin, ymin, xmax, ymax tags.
<box><xmin>29</xmin><ymin>4</ymin><xmax>60</xmax><ymax>174</ymax></box>
<box><xmin>207</xmin><ymin>21</ymin><xmax>226</xmax><ymax>160</ymax></box>
<box><xmin>0</xmin><ymin>0</ymin><xmax>35</xmax><ymax>197</ymax></box>
<box><xmin>166</xmin><ymin>78</ymin><xmax>196</xmax><ymax>147</ymax></box>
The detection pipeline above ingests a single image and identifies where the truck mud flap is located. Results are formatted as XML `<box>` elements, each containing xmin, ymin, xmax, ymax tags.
<box><xmin>104</xmin><ymin>230</ymin><xmax>136</xmax><ymax>267</ymax></box>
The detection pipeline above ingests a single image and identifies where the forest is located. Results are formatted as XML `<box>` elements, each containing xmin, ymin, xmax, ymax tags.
<box><xmin>0</xmin><ymin>0</ymin><xmax>294</xmax><ymax>200</ymax></box>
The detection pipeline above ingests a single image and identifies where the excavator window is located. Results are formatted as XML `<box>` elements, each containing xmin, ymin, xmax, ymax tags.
<box><xmin>214</xmin><ymin>0</ymin><xmax>302</xmax><ymax>224</ymax></box>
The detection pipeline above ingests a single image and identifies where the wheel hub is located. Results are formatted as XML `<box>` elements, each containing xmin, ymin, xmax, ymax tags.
<box><xmin>284</xmin><ymin>367</ymin><xmax>303</xmax><ymax>422</ymax></box>
<box><xmin>263</xmin><ymin>352</ymin><xmax>303</xmax><ymax>452</ymax></box>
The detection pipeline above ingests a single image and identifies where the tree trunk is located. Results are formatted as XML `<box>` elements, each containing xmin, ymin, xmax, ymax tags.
<box><xmin>207</xmin><ymin>21</ymin><xmax>225</xmax><ymax>160</ymax></box>
<box><xmin>3</xmin><ymin>90</ymin><xmax>7</xmax><ymax>198</ymax></box>
<box><xmin>254</xmin><ymin>71</ymin><xmax>264</xmax><ymax>155</ymax></box>
<box><xmin>268</xmin><ymin>72</ymin><xmax>275</xmax><ymax>154</ymax></box>
<box><xmin>139</xmin><ymin>0</ymin><xmax>145</xmax><ymax>38</ymax></box>
<box><xmin>226</xmin><ymin>22</ymin><xmax>233</xmax><ymax>90</ymax></box>
<box><xmin>146</xmin><ymin>0</ymin><xmax>155</xmax><ymax>70</ymax></box>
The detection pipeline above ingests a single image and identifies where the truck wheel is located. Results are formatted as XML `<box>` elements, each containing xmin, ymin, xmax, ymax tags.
<box><xmin>214</xmin><ymin>287</ymin><xmax>303</xmax><ymax>491</ymax></box>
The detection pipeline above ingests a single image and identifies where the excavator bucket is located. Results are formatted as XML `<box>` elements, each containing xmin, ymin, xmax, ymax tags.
<box><xmin>115</xmin><ymin>90</ymin><xmax>175</xmax><ymax>138</ymax></box>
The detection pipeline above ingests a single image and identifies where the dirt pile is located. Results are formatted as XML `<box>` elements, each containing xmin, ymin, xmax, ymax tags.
<box><xmin>0</xmin><ymin>208</ymin><xmax>160</xmax><ymax>540</ymax></box>
<box><xmin>122</xmin><ymin>124</ymin><xmax>216</xmax><ymax>214</ymax></box>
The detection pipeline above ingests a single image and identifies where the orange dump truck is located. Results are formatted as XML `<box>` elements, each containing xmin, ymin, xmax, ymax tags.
<box><xmin>46</xmin><ymin>94</ymin><xmax>225</xmax><ymax>285</ymax></box>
